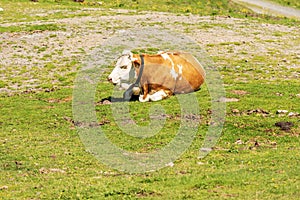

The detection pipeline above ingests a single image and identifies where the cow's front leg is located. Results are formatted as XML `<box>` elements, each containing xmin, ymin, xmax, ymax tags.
<box><xmin>149</xmin><ymin>90</ymin><xmax>169</xmax><ymax>101</ymax></box>
<box><xmin>139</xmin><ymin>84</ymin><xmax>150</xmax><ymax>102</ymax></box>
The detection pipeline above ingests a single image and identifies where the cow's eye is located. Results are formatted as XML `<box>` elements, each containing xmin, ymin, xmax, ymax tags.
<box><xmin>120</xmin><ymin>65</ymin><xmax>128</xmax><ymax>69</ymax></box>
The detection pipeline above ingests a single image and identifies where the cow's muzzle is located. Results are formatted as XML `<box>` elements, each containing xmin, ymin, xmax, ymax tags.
<box><xmin>107</xmin><ymin>77</ymin><xmax>118</xmax><ymax>85</ymax></box>
<box><xmin>107</xmin><ymin>77</ymin><xmax>113</xmax><ymax>83</ymax></box>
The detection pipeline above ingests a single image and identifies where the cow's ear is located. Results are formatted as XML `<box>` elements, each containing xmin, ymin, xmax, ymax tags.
<box><xmin>122</xmin><ymin>50</ymin><xmax>131</xmax><ymax>55</ymax></box>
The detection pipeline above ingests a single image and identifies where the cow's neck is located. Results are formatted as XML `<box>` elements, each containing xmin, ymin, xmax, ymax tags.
<box><xmin>123</xmin><ymin>54</ymin><xmax>144</xmax><ymax>100</ymax></box>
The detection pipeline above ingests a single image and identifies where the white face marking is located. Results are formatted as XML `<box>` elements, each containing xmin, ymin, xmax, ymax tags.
<box><xmin>108</xmin><ymin>52</ymin><xmax>137</xmax><ymax>89</ymax></box>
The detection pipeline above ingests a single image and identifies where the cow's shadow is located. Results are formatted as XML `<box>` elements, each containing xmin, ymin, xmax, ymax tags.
<box><xmin>99</xmin><ymin>95</ymin><xmax>139</xmax><ymax>104</ymax></box>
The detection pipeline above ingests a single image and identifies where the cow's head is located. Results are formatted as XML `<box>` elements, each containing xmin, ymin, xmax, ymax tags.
<box><xmin>108</xmin><ymin>50</ymin><xmax>138</xmax><ymax>90</ymax></box>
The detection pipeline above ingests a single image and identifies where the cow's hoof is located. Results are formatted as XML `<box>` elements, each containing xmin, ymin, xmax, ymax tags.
<box><xmin>149</xmin><ymin>90</ymin><xmax>168</xmax><ymax>101</ymax></box>
<box><xmin>139</xmin><ymin>94</ymin><xmax>150</xmax><ymax>102</ymax></box>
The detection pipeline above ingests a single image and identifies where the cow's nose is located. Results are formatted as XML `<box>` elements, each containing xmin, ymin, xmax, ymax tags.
<box><xmin>107</xmin><ymin>77</ymin><xmax>112</xmax><ymax>82</ymax></box>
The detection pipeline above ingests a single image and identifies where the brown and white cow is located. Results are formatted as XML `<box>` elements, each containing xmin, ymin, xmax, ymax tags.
<box><xmin>108</xmin><ymin>50</ymin><xmax>205</xmax><ymax>102</ymax></box>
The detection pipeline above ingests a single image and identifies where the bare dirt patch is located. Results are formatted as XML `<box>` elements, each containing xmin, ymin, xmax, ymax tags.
<box><xmin>0</xmin><ymin>9</ymin><xmax>299</xmax><ymax>93</ymax></box>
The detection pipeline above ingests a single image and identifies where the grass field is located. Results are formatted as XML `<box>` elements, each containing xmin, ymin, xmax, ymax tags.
<box><xmin>0</xmin><ymin>0</ymin><xmax>300</xmax><ymax>199</ymax></box>
<box><xmin>0</xmin><ymin>0</ymin><xmax>249</xmax><ymax>22</ymax></box>
<box><xmin>269</xmin><ymin>0</ymin><xmax>300</xmax><ymax>9</ymax></box>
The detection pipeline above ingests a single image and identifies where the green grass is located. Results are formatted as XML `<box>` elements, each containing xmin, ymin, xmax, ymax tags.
<box><xmin>0</xmin><ymin>0</ymin><xmax>110</xmax><ymax>24</ymax></box>
<box><xmin>269</xmin><ymin>0</ymin><xmax>300</xmax><ymax>9</ymax></box>
<box><xmin>98</xmin><ymin>0</ymin><xmax>251</xmax><ymax>17</ymax></box>
<box><xmin>1</xmin><ymin>81</ymin><xmax>299</xmax><ymax>199</ymax></box>
<box><xmin>0</xmin><ymin>0</ymin><xmax>298</xmax><ymax>27</ymax></box>
<box><xmin>0</xmin><ymin>24</ymin><xmax>64</xmax><ymax>33</ymax></box>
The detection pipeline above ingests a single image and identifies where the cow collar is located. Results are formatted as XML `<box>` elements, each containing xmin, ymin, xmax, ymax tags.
<box><xmin>123</xmin><ymin>54</ymin><xmax>144</xmax><ymax>100</ymax></box>
<box><xmin>134</xmin><ymin>54</ymin><xmax>144</xmax><ymax>87</ymax></box>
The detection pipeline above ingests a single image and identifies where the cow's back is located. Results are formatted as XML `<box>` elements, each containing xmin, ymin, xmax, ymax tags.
<box><xmin>168</xmin><ymin>52</ymin><xmax>205</xmax><ymax>93</ymax></box>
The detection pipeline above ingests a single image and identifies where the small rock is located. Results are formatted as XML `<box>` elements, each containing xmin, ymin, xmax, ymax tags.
<box><xmin>102</xmin><ymin>100</ymin><xmax>112</xmax><ymax>105</ymax></box>
<box><xmin>247</xmin><ymin>109</ymin><xmax>269</xmax><ymax>115</ymax></box>
<box><xmin>39</xmin><ymin>167</ymin><xmax>66</xmax><ymax>174</ymax></box>
<box><xmin>0</xmin><ymin>185</ymin><xmax>8</xmax><ymax>190</ymax></box>
<box><xmin>0</xmin><ymin>8</ymin><xmax>3</xmax><ymax>12</ymax></box>
<box><xmin>219</xmin><ymin>97</ymin><xmax>239</xmax><ymax>102</ymax></box>
<box><xmin>235</xmin><ymin>139</ymin><xmax>243</xmax><ymax>145</ymax></box>
<box><xmin>15</xmin><ymin>161</ymin><xmax>22</xmax><ymax>166</ymax></box>
<box><xmin>166</xmin><ymin>162</ymin><xmax>174</xmax><ymax>167</ymax></box>
<box><xmin>231</xmin><ymin>90</ymin><xmax>248</xmax><ymax>95</ymax></box>
<box><xmin>232</xmin><ymin>109</ymin><xmax>240</xmax><ymax>114</ymax></box>
<box><xmin>49</xmin><ymin>168</ymin><xmax>66</xmax><ymax>173</ymax></box>
<box><xmin>288</xmin><ymin>112</ymin><xmax>299</xmax><ymax>117</ymax></box>
<box><xmin>39</xmin><ymin>167</ymin><xmax>49</xmax><ymax>174</ymax></box>
<box><xmin>296</xmin><ymin>94</ymin><xmax>300</xmax><ymax>98</ymax></box>
<box><xmin>44</xmin><ymin>88</ymin><xmax>55</xmax><ymax>93</ymax></box>
<box><xmin>275</xmin><ymin>121</ymin><xmax>294</xmax><ymax>131</ymax></box>
<box><xmin>276</xmin><ymin>110</ymin><xmax>288</xmax><ymax>114</ymax></box>
<box><xmin>199</xmin><ymin>148</ymin><xmax>212</xmax><ymax>154</ymax></box>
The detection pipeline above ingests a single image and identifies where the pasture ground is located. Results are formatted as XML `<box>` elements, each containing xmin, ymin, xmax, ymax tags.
<box><xmin>0</xmin><ymin>0</ymin><xmax>300</xmax><ymax>199</ymax></box>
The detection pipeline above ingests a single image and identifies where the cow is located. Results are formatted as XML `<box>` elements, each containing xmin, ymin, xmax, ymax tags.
<box><xmin>108</xmin><ymin>50</ymin><xmax>206</xmax><ymax>102</ymax></box>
